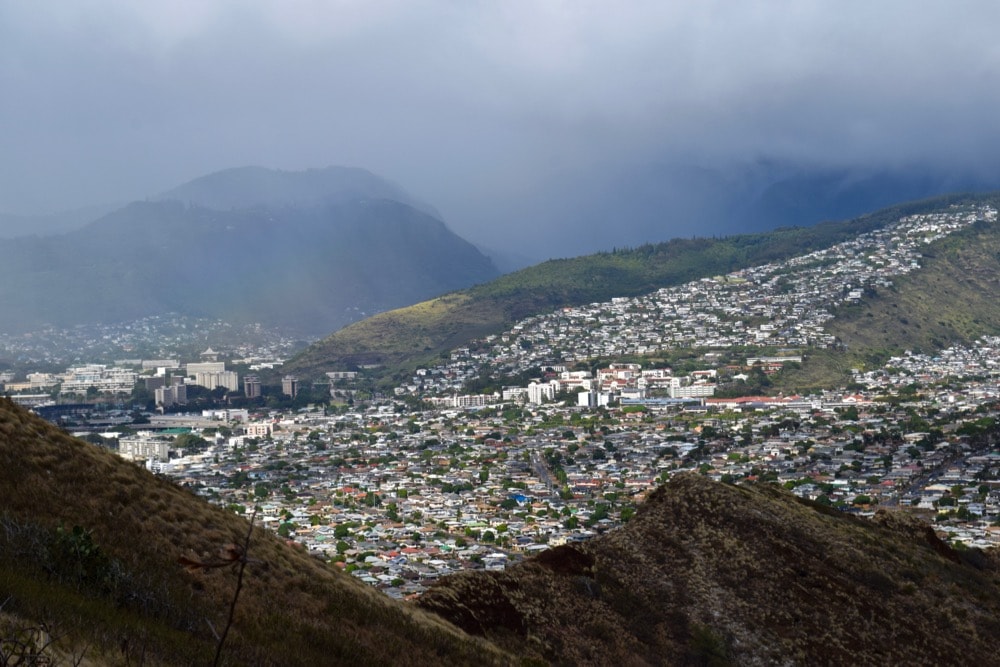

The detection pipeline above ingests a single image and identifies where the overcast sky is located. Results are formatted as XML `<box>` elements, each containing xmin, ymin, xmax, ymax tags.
<box><xmin>3</xmin><ymin>1</ymin><xmax>1000</xmax><ymax>245</ymax></box>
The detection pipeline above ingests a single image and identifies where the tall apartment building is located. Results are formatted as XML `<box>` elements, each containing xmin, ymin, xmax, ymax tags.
<box><xmin>527</xmin><ymin>380</ymin><xmax>558</xmax><ymax>405</ymax></box>
<box><xmin>155</xmin><ymin>384</ymin><xmax>187</xmax><ymax>407</ymax></box>
<box><xmin>186</xmin><ymin>361</ymin><xmax>225</xmax><ymax>376</ymax></box>
<box><xmin>195</xmin><ymin>370</ymin><xmax>240</xmax><ymax>393</ymax></box>
<box><xmin>141</xmin><ymin>359</ymin><xmax>180</xmax><ymax>371</ymax></box>
<box><xmin>282</xmin><ymin>375</ymin><xmax>299</xmax><ymax>398</ymax></box>
<box><xmin>118</xmin><ymin>433</ymin><xmax>170</xmax><ymax>461</ymax></box>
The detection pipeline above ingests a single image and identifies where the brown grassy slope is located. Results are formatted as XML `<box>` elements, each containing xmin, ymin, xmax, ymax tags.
<box><xmin>418</xmin><ymin>474</ymin><xmax>1000</xmax><ymax>666</ymax></box>
<box><xmin>280</xmin><ymin>291</ymin><xmax>498</xmax><ymax>373</ymax></box>
<box><xmin>0</xmin><ymin>398</ymin><xmax>510</xmax><ymax>666</ymax></box>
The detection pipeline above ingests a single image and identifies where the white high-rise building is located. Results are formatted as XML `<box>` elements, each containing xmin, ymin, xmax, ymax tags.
<box><xmin>527</xmin><ymin>381</ymin><xmax>558</xmax><ymax>405</ymax></box>
<box><xmin>194</xmin><ymin>370</ymin><xmax>239</xmax><ymax>392</ymax></box>
<box><xmin>118</xmin><ymin>432</ymin><xmax>170</xmax><ymax>461</ymax></box>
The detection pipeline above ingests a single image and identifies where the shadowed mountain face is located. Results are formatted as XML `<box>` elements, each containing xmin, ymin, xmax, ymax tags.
<box><xmin>0</xmin><ymin>167</ymin><xmax>498</xmax><ymax>336</ymax></box>
<box><xmin>0</xmin><ymin>203</ymin><xmax>122</xmax><ymax>239</ymax></box>
<box><xmin>418</xmin><ymin>474</ymin><xmax>1000</xmax><ymax>665</ymax></box>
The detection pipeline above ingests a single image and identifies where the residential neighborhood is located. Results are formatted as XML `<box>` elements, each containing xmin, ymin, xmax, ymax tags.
<box><xmin>397</xmin><ymin>205</ymin><xmax>996</xmax><ymax>400</ymax></box>
<box><xmin>4</xmin><ymin>204</ymin><xmax>1000</xmax><ymax>599</ymax></box>
<box><xmin>110</xmin><ymin>333</ymin><xmax>1000</xmax><ymax>599</ymax></box>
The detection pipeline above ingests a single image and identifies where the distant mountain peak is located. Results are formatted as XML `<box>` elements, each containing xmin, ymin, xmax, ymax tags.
<box><xmin>0</xmin><ymin>168</ymin><xmax>497</xmax><ymax>336</ymax></box>
<box><xmin>156</xmin><ymin>165</ymin><xmax>441</xmax><ymax>219</ymax></box>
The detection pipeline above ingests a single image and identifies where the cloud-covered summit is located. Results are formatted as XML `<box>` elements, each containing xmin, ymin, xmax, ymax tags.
<box><xmin>3</xmin><ymin>2</ymin><xmax>999</xmax><ymax>257</ymax></box>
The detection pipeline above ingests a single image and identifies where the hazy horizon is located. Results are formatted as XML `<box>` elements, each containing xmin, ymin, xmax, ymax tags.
<box><xmin>4</xmin><ymin>1</ymin><xmax>1000</xmax><ymax>257</ymax></box>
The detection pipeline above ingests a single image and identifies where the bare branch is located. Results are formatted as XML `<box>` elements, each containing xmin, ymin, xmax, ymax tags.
<box><xmin>212</xmin><ymin>509</ymin><xmax>257</xmax><ymax>667</ymax></box>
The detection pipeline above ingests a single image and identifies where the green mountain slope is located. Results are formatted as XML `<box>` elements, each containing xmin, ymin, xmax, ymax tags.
<box><xmin>0</xmin><ymin>397</ymin><xmax>508</xmax><ymax>665</ymax></box>
<box><xmin>418</xmin><ymin>474</ymin><xmax>1000</xmax><ymax>665</ymax></box>
<box><xmin>283</xmin><ymin>193</ymin><xmax>984</xmax><ymax>381</ymax></box>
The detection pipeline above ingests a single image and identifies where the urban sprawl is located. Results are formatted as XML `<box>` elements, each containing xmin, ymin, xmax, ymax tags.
<box><xmin>4</xmin><ymin>205</ymin><xmax>1000</xmax><ymax>599</ymax></box>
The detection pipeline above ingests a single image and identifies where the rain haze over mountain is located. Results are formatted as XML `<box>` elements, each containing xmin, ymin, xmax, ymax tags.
<box><xmin>3</xmin><ymin>1</ymin><xmax>1000</xmax><ymax>261</ymax></box>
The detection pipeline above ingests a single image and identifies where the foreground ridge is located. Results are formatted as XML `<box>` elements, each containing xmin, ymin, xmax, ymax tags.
<box><xmin>418</xmin><ymin>473</ymin><xmax>1000</xmax><ymax>665</ymax></box>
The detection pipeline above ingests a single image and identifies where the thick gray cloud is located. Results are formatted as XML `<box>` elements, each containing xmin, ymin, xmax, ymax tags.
<box><xmin>3</xmin><ymin>1</ymin><xmax>1000</xmax><ymax>253</ymax></box>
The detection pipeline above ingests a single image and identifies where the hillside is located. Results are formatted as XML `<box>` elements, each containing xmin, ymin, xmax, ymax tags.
<box><xmin>777</xmin><ymin>209</ymin><xmax>1000</xmax><ymax>390</ymax></box>
<box><xmin>0</xmin><ymin>397</ymin><xmax>508</xmax><ymax>665</ymax></box>
<box><xmin>283</xmin><ymin>193</ymin><xmax>984</xmax><ymax>381</ymax></box>
<box><xmin>418</xmin><ymin>473</ymin><xmax>1000</xmax><ymax>665</ymax></box>
<box><xmin>0</xmin><ymin>167</ymin><xmax>498</xmax><ymax>336</ymax></box>
<box><xmin>0</xmin><ymin>203</ymin><xmax>120</xmax><ymax>239</ymax></box>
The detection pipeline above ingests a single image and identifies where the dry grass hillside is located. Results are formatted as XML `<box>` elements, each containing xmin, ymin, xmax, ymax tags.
<box><xmin>418</xmin><ymin>474</ymin><xmax>1000</xmax><ymax>666</ymax></box>
<box><xmin>0</xmin><ymin>398</ymin><xmax>509</xmax><ymax>666</ymax></box>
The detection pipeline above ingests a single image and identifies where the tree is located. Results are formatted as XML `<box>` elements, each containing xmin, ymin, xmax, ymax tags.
<box><xmin>586</xmin><ymin>503</ymin><xmax>610</xmax><ymax>527</ymax></box>
<box><xmin>174</xmin><ymin>433</ymin><xmax>209</xmax><ymax>453</ymax></box>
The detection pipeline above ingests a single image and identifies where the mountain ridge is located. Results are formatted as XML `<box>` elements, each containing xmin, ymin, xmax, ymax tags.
<box><xmin>417</xmin><ymin>473</ymin><xmax>1000</xmax><ymax>665</ymax></box>
<box><xmin>156</xmin><ymin>165</ymin><xmax>443</xmax><ymax>219</ymax></box>
<box><xmin>0</xmin><ymin>168</ymin><xmax>498</xmax><ymax>337</ymax></box>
